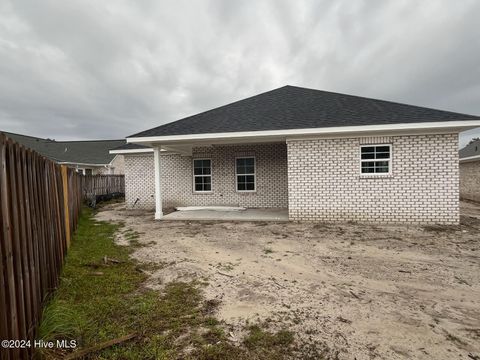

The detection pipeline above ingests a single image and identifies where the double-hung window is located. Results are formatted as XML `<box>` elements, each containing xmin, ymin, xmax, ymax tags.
<box><xmin>236</xmin><ymin>157</ymin><xmax>255</xmax><ymax>191</ymax></box>
<box><xmin>360</xmin><ymin>145</ymin><xmax>391</xmax><ymax>175</ymax></box>
<box><xmin>193</xmin><ymin>159</ymin><xmax>212</xmax><ymax>192</ymax></box>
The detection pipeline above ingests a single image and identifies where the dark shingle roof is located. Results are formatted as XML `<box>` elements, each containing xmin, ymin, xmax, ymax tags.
<box><xmin>459</xmin><ymin>138</ymin><xmax>480</xmax><ymax>159</ymax></box>
<box><xmin>111</xmin><ymin>143</ymin><xmax>151</xmax><ymax>151</ymax></box>
<box><xmin>130</xmin><ymin>85</ymin><xmax>480</xmax><ymax>138</ymax></box>
<box><xmin>2</xmin><ymin>131</ymin><xmax>125</xmax><ymax>165</ymax></box>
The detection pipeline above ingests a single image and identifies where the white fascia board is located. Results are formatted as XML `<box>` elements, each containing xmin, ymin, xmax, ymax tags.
<box><xmin>109</xmin><ymin>148</ymin><xmax>154</xmax><ymax>154</ymax></box>
<box><xmin>126</xmin><ymin>120</ymin><xmax>480</xmax><ymax>144</ymax></box>
<box><xmin>57</xmin><ymin>161</ymin><xmax>108</xmax><ymax>167</ymax></box>
<box><xmin>459</xmin><ymin>154</ymin><xmax>480</xmax><ymax>163</ymax></box>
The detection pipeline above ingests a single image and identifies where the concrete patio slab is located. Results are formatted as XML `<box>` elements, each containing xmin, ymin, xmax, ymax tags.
<box><xmin>161</xmin><ymin>207</ymin><xmax>288</xmax><ymax>221</ymax></box>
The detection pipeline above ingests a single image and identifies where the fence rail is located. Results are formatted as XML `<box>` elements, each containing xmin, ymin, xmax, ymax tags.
<box><xmin>0</xmin><ymin>133</ymin><xmax>124</xmax><ymax>359</ymax></box>
<box><xmin>82</xmin><ymin>174</ymin><xmax>125</xmax><ymax>198</ymax></box>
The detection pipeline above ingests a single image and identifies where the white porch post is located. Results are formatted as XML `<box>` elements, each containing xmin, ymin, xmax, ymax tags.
<box><xmin>153</xmin><ymin>146</ymin><xmax>163</xmax><ymax>219</ymax></box>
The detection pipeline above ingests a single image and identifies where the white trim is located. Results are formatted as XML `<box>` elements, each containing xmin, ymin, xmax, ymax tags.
<box><xmin>192</xmin><ymin>158</ymin><xmax>213</xmax><ymax>193</ymax></box>
<box><xmin>459</xmin><ymin>154</ymin><xmax>480</xmax><ymax>163</ymax></box>
<box><xmin>153</xmin><ymin>147</ymin><xmax>163</xmax><ymax>219</ymax></box>
<box><xmin>127</xmin><ymin>121</ymin><xmax>480</xmax><ymax>144</ymax></box>
<box><xmin>359</xmin><ymin>144</ymin><xmax>392</xmax><ymax>176</ymax></box>
<box><xmin>235</xmin><ymin>156</ymin><xmax>256</xmax><ymax>192</ymax></box>
<box><xmin>109</xmin><ymin>148</ymin><xmax>154</xmax><ymax>154</ymax></box>
<box><xmin>57</xmin><ymin>161</ymin><xmax>109</xmax><ymax>167</ymax></box>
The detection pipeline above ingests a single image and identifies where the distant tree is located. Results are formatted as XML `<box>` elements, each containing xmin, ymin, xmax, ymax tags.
<box><xmin>468</xmin><ymin>137</ymin><xmax>480</xmax><ymax>145</ymax></box>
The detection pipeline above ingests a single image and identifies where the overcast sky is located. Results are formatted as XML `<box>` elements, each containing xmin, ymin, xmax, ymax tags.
<box><xmin>0</xmin><ymin>0</ymin><xmax>479</xmax><ymax>147</ymax></box>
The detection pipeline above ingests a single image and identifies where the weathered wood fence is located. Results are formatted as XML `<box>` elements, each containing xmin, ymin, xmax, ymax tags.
<box><xmin>0</xmin><ymin>133</ymin><xmax>124</xmax><ymax>359</ymax></box>
<box><xmin>82</xmin><ymin>174</ymin><xmax>125</xmax><ymax>198</ymax></box>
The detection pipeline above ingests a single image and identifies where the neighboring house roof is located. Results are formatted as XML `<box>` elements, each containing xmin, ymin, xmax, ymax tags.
<box><xmin>459</xmin><ymin>138</ymin><xmax>480</xmax><ymax>162</ymax></box>
<box><xmin>2</xmin><ymin>131</ymin><xmax>125</xmax><ymax>165</ymax></box>
<box><xmin>109</xmin><ymin>143</ymin><xmax>153</xmax><ymax>154</ymax></box>
<box><xmin>130</xmin><ymin>85</ymin><xmax>480</xmax><ymax>138</ymax></box>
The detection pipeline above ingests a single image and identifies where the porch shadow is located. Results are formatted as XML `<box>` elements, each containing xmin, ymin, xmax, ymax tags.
<box><xmin>161</xmin><ymin>207</ymin><xmax>288</xmax><ymax>222</ymax></box>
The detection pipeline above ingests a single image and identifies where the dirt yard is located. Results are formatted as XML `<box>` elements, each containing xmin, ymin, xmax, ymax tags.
<box><xmin>96</xmin><ymin>202</ymin><xmax>480</xmax><ymax>360</ymax></box>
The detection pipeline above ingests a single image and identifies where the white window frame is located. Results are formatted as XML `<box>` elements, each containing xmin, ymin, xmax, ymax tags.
<box><xmin>359</xmin><ymin>144</ymin><xmax>392</xmax><ymax>176</ymax></box>
<box><xmin>235</xmin><ymin>156</ymin><xmax>256</xmax><ymax>192</ymax></box>
<box><xmin>193</xmin><ymin>158</ymin><xmax>212</xmax><ymax>193</ymax></box>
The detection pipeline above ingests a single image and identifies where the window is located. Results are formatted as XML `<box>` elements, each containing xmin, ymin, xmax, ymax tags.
<box><xmin>236</xmin><ymin>157</ymin><xmax>255</xmax><ymax>191</ymax></box>
<box><xmin>360</xmin><ymin>145</ymin><xmax>391</xmax><ymax>175</ymax></box>
<box><xmin>193</xmin><ymin>159</ymin><xmax>212</xmax><ymax>192</ymax></box>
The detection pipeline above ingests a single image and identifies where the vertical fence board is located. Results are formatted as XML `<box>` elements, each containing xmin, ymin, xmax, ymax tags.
<box><xmin>0</xmin><ymin>132</ymin><xmax>125</xmax><ymax>359</ymax></box>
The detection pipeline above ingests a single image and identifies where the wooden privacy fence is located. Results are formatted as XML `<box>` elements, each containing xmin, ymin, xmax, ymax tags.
<box><xmin>0</xmin><ymin>133</ymin><xmax>82</xmax><ymax>360</ymax></box>
<box><xmin>82</xmin><ymin>174</ymin><xmax>125</xmax><ymax>198</ymax></box>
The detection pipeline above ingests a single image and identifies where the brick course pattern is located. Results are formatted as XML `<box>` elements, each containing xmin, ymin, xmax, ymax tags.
<box><xmin>124</xmin><ymin>143</ymin><xmax>288</xmax><ymax>210</ymax></box>
<box><xmin>460</xmin><ymin>160</ymin><xmax>480</xmax><ymax>202</ymax></box>
<box><xmin>287</xmin><ymin>134</ymin><xmax>459</xmax><ymax>224</ymax></box>
<box><xmin>124</xmin><ymin>154</ymin><xmax>155</xmax><ymax>209</ymax></box>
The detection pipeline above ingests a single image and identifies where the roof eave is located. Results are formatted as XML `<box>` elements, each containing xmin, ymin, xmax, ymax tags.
<box><xmin>459</xmin><ymin>154</ymin><xmax>480</xmax><ymax>163</ymax></box>
<box><xmin>127</xmin><ymin>120</ymin><xmax>480</xmax><ymax>146</ymax></box>
<box><xmin>57</xmin><ymin>161</ymin><xmax>111</xmax><ymax>167</ymax></box>
<box><xmin>109</xmin><ymin>148</ymin><xmax>154</xmax><ymax>155</ymax></box>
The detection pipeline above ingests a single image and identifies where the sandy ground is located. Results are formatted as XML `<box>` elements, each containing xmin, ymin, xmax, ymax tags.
<box><xmin>96</xmin><ymin>202</ymin><xmax>480</xmax><ymax>360</ymax></box>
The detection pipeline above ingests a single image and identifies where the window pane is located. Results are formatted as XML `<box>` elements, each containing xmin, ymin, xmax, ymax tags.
<box><xmin>237</xmin><ymin>175</ymin><xmax>246</xmax><ymax>184</ymax></box>
<box><xmin>194</xmin><ymin>168</ymin><xmax>202</xmax><ymax>175</ymax></box>
<box><xmin>376</xmin><ymin>152</ymin><xmax>390</xmax><ymax>159</ymax></box>
<box><xmin>204</xmin><ymin>183</ymin><xmax>211</xmax><ymax>191</ymax></box>
<box><xmin>376</xmin><ymin>146</ymin><xmax>390</xmax><ymax>153</ymax></box>
<box><xmin>246</xmin><ymin>175</ymin><xmax>255</xmax><ymax>182</ymax></box>
<box><xmin>194</xmin><ymin>177</ymin><xmax>203</xmax><ymax>185</ymax></box>
<box><xmin>246</xmin><ymin>183</ymin><xmax>255</xmax><ymax>190</ymax></box>
<box><xmin>237</xmin><ymin>182</ymin><xmax>246</xmax><ymax>191</ymax></box>
<box><xmin>361</xmin><ymin>167</ymin><xmax>375</xmax><ymax>173</ymax></box>
<box><xmin>237</xmin><ymin>158</ymin><xmax>254</xmax><ymax>174</ymax></box>
<box><xmin>203</xmin><ymin>176</ymin><xmax>211</xmax><ymax>184</ymax></box>
<box><xmin>376</xmin><ymin>161</ymin><xmax>389</xmax><ymax>167</ymax></box>
<box><xmin>361</xmin><ymin>147</ymin><xmax>375</xmax><ymax>154</ymax></box>
<box><xmin>376</xmin><ymin>167</ymin><xmax>389</xmax><ymax>173</ymax></box>
<box><xmin>195</xmin><ymin>183</ymin><xmax>203</xmax><ymax>191</ymax></box>
<box><xmin>361</xmin><ymin>153</ymin><xmax>375</xmax><ymax>159</ymax></box>
<box><xmin>194</xmin><ymin>159</ymin><xmax>202</xmax><ymax>168</ymax></box>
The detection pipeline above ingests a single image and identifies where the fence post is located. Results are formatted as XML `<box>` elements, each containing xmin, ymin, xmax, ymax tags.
<box><xmin>61</xmin><ymin>165</ymin><xmax>71</xmax><ymax>249</ymax></box>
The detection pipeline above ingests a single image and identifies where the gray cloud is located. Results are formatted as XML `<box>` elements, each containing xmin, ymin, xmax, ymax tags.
<box><xmin>0</xmin><ymin>0</ymin><xmax>479</xmax><ymax>146</ymax></box>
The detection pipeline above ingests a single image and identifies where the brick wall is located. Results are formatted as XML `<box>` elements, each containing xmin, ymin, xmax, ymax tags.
<box><xmin>287</xmin><ymin>134</ymin><xmax>459</xmax><ymax>224</ymax></box>
<box><xmin>97</xmin><ymin>155</ymin><xmax>125</xmax><ymax>175</ymax></box>
<box><xmin>460</xmin><ymin>160</ymin><xmax>480</xmax><ymax>202</ymax></box>
<box><xmin>124</xmin><ymin>143</ymin><xmax>288</xmax><ymax>210</ymax></box>
<box><xmin>124</xmin><ymin>153</ymin><xmax>155</xmax><ymax>209</ymax></box>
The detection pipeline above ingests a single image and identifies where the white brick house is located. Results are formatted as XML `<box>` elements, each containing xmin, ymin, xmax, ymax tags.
<box><xmin>111</xmin><ymin>86</ymin><xmax>480</xmax><ymax>224</ymax></box>
<box><xmin>459</xmin><ymin>138</ymin><xmax>480</xmax><ymax>202</ymax></box>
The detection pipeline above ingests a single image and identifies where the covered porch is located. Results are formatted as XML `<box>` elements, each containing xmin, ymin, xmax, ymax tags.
<box><xmin>148</xmin><ymin>139</ymin><xmax>290</xmax><ymax>221</ymax></box>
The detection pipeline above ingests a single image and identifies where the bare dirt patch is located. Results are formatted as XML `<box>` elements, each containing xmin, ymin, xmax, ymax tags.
<box><xmin>96</xmin><ymin>203</ymin><xmax>480</xmax><ymax>360</ymax></box>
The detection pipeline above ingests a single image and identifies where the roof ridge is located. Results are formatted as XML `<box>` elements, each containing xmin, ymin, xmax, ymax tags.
<box><xmin>128</xmin><ymin>85</ymin><xmax>291</xmax><ymax>138</ymax></box>
<box><xmin>283</xmin><ymin>85</ymin><xmax>479</xmax><ymax>118</ymax></box>
<box><xmin>54</xmin><ymin>139</ymin><xmax>125</xmax><ymax>143</ymax></box>
<box><xmin>2</xmin><ymin>130</ymin><xmax>125</xmax><ymax>143</ymax></box>
<box><xmin>2</xmin><ymin>130</ymin><xmax>55</xmax><ymax>142</ymax></box>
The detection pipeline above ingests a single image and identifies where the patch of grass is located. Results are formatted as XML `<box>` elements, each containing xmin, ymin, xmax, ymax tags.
<box><xmin>215</xmin><ymin>261</ymin><xmax>236</xmax><ymax>272</ymax></box>
<box><xmin>38</xmin><ymin>208</ymin><xmax>300</xmax><ymax>359</ymax></box>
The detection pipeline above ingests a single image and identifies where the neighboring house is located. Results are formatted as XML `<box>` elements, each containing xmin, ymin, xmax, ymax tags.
<box><xmin>459</xmin><ymin>138</ymin><xmax>480</xmax><ymax>202</ymax></box>
<box><xmin>2</xmin><ymin>131</ymin><xmax>126</xmax><ymax>175</ymax></box>
<box><xmin>112</xmin><ymin>85</ymin><xmax>480</xmax><ymax>224</ymax></box>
